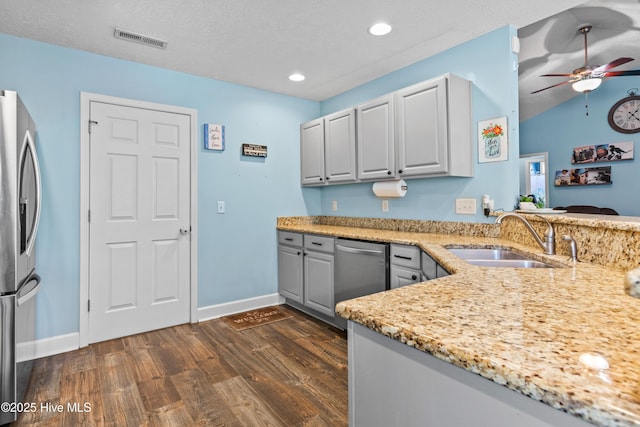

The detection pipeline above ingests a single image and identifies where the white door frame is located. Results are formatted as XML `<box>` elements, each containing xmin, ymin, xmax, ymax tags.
<box><xmin>79</xmin><ymin>92</ymin><xmax>198</xmax><ymax>348</ymax></box>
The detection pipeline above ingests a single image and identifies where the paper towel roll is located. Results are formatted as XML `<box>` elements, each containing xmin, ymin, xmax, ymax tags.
<box><xmin>372</xmin><ymin>180</ymin><xmax>408</xmax><ymax>198</ymax></box>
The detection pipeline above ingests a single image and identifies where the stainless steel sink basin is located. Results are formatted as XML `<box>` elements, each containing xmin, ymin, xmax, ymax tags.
<box><xmin>446</xmin><ymin>247</ymin><xmax>558</xmax><ymax>268</ymax></box>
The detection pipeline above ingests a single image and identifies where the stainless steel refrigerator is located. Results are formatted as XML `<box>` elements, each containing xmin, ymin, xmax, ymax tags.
<box><xmin>0</xmin><ymin>90</ymin><xmax>42</xmax><ymax>424</ymax></box>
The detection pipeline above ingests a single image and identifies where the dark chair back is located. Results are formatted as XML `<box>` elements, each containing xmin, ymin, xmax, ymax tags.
<box><xmin>554</xmin><ymin>205</ymin><xmax>619</xmax><ymax>215</ymax></box>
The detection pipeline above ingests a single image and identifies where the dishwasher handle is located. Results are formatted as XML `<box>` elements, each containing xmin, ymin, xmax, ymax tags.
<box><xmin>336</xmin><ymin>244</ymin><xmax>385</xmax><ymax>256</ymax></box>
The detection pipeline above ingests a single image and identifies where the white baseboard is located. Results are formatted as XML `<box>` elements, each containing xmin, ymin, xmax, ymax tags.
<box><xmin>27</xmin><ymin>294</ymin><xmax>285</xmax><ymax>358</ymax></box>
<box><xmin>197</xmin><ymin>293</ymin><xmax>285</xmax><ymax>322</ymax></box>
<box><xmin>33</xmin><ymin>332</ymin><xmax>79</xmax><ymax>360</ymax></box>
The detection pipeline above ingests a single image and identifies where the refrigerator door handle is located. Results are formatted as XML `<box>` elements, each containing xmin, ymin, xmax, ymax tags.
<box><xmin>21</xmin><ymin>130</ymin><xmax>42</xmax><ymax>257</ymax></box>
<box><xmin>17</xmin><ymin>274</ymin><xmax>41</xmax><ymax>307</ymax></box>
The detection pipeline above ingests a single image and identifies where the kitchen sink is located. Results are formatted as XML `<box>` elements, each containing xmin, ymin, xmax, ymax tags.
<box><xmin>446</xmin><ymin>247</ymin><xmax>559</xmax><ymax>268</ymax></box>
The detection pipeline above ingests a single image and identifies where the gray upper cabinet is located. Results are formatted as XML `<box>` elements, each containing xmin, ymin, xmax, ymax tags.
<box><xmin>300</xmin><ymin>73</ymin><xmax>472</xmax><ymax>186</ymax></box>
<box><xmin>301</xmin><ymin>109</ymin><xmax>356</xmax><ymax>186</ymax></box>
<box><xmin>324</xmin><ymin>108</ymin><xmax>357</xmax><ymax>183</ymax></box>
<box><xmin>356</xmin><ymin>94</ymin><xmax>395</xmax><ymax>181</ymax></box>
<box><xmin>300</xmin><ymin>118</ymin><xmax>325</xmax><ymax>185</ymax></box>
<box><xmin>396</xmin><ymin>74</ymin><xmax>472</xmax><ymax>178</ymax></box>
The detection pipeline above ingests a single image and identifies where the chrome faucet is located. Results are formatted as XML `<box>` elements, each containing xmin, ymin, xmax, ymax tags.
<box><xmin>562</xmin><ymin>235</ymin><xmax>579</xmax><ymax>262</ymax></box>
<box><xmin>495</xmin><ymin>212</ymin><xmax>556</xmax><ymax>255</ymax></box>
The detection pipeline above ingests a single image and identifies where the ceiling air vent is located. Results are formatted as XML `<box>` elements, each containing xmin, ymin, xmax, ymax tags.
<box><xmin>114</xmin><ymin>27</ymin><xmax>167</xmax><ymax>49</ymax></box>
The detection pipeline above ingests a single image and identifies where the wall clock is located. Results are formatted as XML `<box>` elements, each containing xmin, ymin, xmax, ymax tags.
<box><xmin>608</xmin><ymin>92</ymin><xmax>640</xmax><ymax>134</ymax></box>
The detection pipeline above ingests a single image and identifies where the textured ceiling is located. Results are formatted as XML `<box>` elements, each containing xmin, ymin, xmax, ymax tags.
<box><xmin>519</xmin><ymin>0</ymin><xmax>640</xmax><ymax>121</ymax></box>
<box><xmin>0</xmin><ymin>0</ymin><xmax>586</xmax><ymax>106</ymax></box>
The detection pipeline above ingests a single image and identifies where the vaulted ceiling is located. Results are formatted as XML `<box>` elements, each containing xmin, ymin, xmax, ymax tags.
<box><xmin>519</xmin><ymin>0</ymin><xmax>640</xmax><ymax>121</ymax></box>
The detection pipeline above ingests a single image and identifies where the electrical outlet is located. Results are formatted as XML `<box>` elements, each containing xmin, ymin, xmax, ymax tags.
<box><xmin>217</xmin><ymin>201</ymin><xmax>225</xmax><ymax>214</ymax></box>
<box><xmin>331</xmin><ymin>200</ymin><xmax>338</xmax><ymax>211</ymax></box>
<box><xmin>382</xmin><ymin>200</ymin><xmax>389</xmax><ymax>212</ymax></box>
<box><xmin>455</xmin><ymin>198</ymin><xmax>476</xmax><ymax>215</ymax></box>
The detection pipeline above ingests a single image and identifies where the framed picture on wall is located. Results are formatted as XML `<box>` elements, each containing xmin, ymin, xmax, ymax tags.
<box><xmin>571</xmin><ymin>142</ymin><xmax>633</xmax><ymax>164</ymax></box>
<box><xmin>204</xmin><ymin>123</ymin><xmax>225</xmax><ymax>151</ymax></box>
<box><xmin>554</xmin><ymin>166</ymin><xmax>612</xmax><ymax>186</ymax></box>
<box><xmin>478</xmin><ymin>117</ymin><xmax>508</xmax><ymax>163</ymax></box>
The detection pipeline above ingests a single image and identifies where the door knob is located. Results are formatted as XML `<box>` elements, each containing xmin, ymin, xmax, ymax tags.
<box><xmin>179</xmin><ymin>228</ymin><xmax>190</xmax><ymax>235</ymax></box>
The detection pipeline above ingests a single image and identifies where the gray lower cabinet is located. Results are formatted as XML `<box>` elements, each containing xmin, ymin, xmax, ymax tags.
<box><xmin>302</xmin><ymin>234</ymin><xmax>335</xmax><ymax>318</ymax></box>
<box><xmin>277</xmin><ymin>231</ymin><xmax>336</xmax><ymax>323</ymax></box>
<box><xmin>422</xmin><ymin>250</ymin><xmax>449</xmax><ymax>280</ymax></box>
<box><xmin>278</xmin><ymin>235</ymin><xmax>447</xmax><ymax>325</ymax></box>
<box><xmin>390</xmin><ymin>244</ymin><xmax>450</xmax><ymax>288</ymax></box>
<box><xmin>277</xmin><ymin>232</ymin><xmax>304</xmax><ymax>303</ymax></box>
<box><xmin>348</xmin><ymin>321</ymin><xmax>592</xmax><ymax>427</ymax></box>
<box><xmin>304</xmin><ymin>250</ymin><xmax>334</xmax><ymax>317</ymax></box>
<box><xmin>436</xmin><ymin>264</ymin><xmax>450</xmax><ymax>277</ymax></box>
<box><xmin>390</xmin><ymin>265</ymin><xmax>421</xmax><ymax>289</ymax></box>
<box><xmin>390</xmin><ymin>244</ymin><xmax>421</xmax><ymax>289</ymax></box>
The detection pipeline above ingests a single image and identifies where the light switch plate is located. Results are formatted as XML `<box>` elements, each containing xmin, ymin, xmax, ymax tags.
<box><xmin>455</xmin><ymin>198</ymin><xmax>476</xmax><ymax>215</ymax></box>
<box><xmin>382</xmin><ymin>200</ymin><xmax>389</xmax><ymax>212</ymax></box>
<box><xmin>217</xmin><ymin>201</ymin><xmax>225</xmax><ymax>214</ymax></box>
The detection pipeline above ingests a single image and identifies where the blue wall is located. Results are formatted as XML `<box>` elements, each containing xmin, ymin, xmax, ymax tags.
<box><xmin>1</xmin><ymin>24</ymin><xmax>520</xmax><ymax>342</ymax></box>
<box><xmin>0</xmin><ymin>33</ymin><xmax>320</xmax><ymax>339</ymax></box>
<box><xmin>521</xmin><ymin>76</ymin><xmax>640</xmax><ymax>215</ymax></box>
<box><xmin>317</xmin><ymin>26</ymin><xmax>520</xmax><ymax>220</ymax></box>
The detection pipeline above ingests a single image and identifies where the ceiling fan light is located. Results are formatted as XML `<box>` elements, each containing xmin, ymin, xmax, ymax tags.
<box><xmin>572</xmin><ymin>77</ymin><xmax>602</xmax><ymax>93</ymax></box>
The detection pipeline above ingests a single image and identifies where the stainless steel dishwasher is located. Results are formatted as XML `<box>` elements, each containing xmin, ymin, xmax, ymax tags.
<box><xmin>334</xmin><ymin>239</ymin><xmax>389</xmax><ymax>329</ymax></box>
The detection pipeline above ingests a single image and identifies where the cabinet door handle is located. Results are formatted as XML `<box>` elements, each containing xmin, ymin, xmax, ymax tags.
<box><xmin>394</xmin><ymin>254</ymin><xmax>413</xmax><ymax>261</ymax></box>
<box><xmin>284</xmin><ymin>237</ymin><xmax>294</xmax><ymax>241</ymax></box>
<box><xmin>411</xmin><ymin>274</ymin><xmax>418</xmax><ymax>280</ymax></box>
<box><xmin>398</xmin><ymin>169</ymin><xmax>403</xmax><ymax>174</ymax></box>
<box><xmin>387</xmin><ymin>170</ymin><xmax>392</xmax><ymax>175</ymax></box>
<box><xmin>311</xmin><ymin>241</ymin><xmax>323</xmax><ymax>246</ymax></box>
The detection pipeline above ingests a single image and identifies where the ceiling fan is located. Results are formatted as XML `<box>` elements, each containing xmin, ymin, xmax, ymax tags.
<box><xmin>531</xmin><ymin>24</ymin><xmax>640</xmax><ymax>94</ymax></box>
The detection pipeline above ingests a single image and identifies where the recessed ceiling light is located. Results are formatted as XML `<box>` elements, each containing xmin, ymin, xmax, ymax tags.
<box><xmin>368</xmin><ymin>22</ymin><xmax>392</xmax><ymax>36</ymax></box>
<box><xmin>289</xmin><ymin>73</ymin><xmax>306</xmax><ymax>82</ymax></box>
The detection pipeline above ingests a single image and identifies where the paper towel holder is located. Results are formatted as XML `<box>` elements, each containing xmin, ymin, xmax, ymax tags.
<box><xmin>372</xmin><ymin>179</ymin><xmax>408</xmax><ymax>198</ymax></box>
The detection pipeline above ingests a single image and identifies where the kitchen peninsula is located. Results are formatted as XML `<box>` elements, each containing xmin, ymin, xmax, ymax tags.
<box><xmin>277</xmin><ymin>215</ymin><xmax>640</xmax><ymax>427</ymax></box>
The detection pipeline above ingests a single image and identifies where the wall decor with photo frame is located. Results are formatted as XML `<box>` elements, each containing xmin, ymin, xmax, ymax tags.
<box><xmin>478</xmin><ymin>116</ymin><xmax>508</xmax><ymax>163</ymax></box>
<box><xmin>572</xmin><ymin>141</ymin><xmax>633</xmax><ymax>164</ymax></box>
<box><xmin>554</xmin><ymin>166</ymin><xmax>612</xmax><ymax>187</ymax></box>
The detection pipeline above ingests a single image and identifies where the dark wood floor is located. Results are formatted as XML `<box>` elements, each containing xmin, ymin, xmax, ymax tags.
<box><xmin>13</xmin><ymin>305</ymin><xmax>348</xmax><ymax>426</ymax></box>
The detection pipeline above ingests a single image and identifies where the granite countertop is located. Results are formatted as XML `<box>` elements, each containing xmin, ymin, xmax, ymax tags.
<box><xmin>277</xmin><ymin>219</ymin><xmax>640</xmax><ymax>427</ymax></box>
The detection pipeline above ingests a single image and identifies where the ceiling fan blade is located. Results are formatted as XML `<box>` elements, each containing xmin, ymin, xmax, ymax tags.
<box><xmin>593</xmin><ymin>57</ymin><xmax>634</xmax><ymax>73</ymax></box>
<box><xmin>605</xmin><ymin>69</ymin><xmax>640</xmax><ymax>77</ymax></box>
<box><xmin>540</xmin><ymin>73</ymin><xmax>575</xmax><ymax>77</ymax></box>
<box><xmin>531</xmin><ymin>80</ymin><xmax>570</xmax><ymax>94</ymax></box>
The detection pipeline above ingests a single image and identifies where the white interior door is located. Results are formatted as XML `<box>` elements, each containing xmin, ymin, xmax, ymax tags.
<box><xmin>88</xmin><ymin>101</ymin><xmax>191</xmax><ymax>343</ymax></box>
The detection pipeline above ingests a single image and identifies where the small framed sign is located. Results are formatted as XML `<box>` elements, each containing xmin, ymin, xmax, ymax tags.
<box><xmin>204</xmin><ymin>123</ymin><xmax>225</xmax><ymax>151</ymax></box>
<box><xmin>478</xmin><ymin>117</ymin><xmax>508</xmax><ymax>163</ymax></box>
<box><xmin>241</xmin><ymin>143</ymin><xmax>267</xmax><ymax>158</ymax></box>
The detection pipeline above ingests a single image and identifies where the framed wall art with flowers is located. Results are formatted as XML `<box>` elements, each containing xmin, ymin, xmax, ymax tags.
<box><xmin>478</xmin><ymin>117</ymin><xmax>508</xmax><ymax>163</ymax></box>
